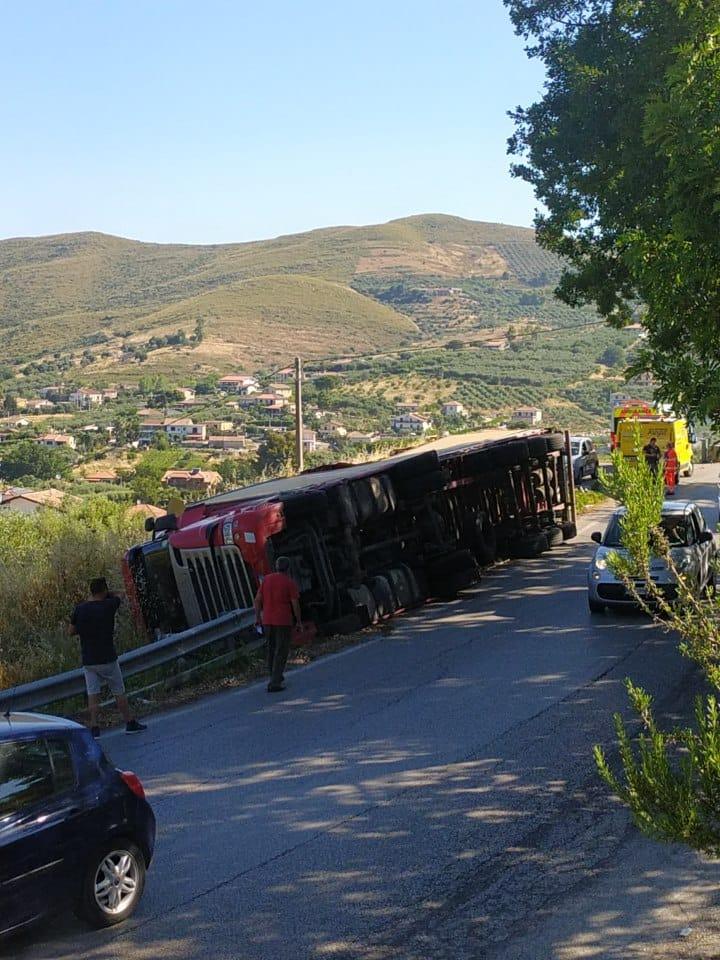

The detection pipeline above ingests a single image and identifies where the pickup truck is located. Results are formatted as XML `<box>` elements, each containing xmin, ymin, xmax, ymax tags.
<box><xmin>570</xmin><ymin>436</ymin><xmax>599</xmax><ymax>483</ymax></box>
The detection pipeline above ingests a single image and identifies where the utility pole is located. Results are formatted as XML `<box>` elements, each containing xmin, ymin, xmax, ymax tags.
<box><xmin>294</xmin><ymin>356</ymin><xmax>304</xmax><ymax>473</ymax></box>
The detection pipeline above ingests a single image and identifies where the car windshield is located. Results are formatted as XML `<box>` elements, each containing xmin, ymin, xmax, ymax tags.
<box><xmin>603</xmin><ymin>514</ymin><xmax>690</xmax><ymax>548</ymax></box>
<box><xmin>571</xmin><ymin>442</ymin><xmax>581</xmax><ymax>455</ymax></box>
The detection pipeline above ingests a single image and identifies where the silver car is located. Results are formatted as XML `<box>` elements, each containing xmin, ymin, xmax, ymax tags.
<box><xmin>588</xmin><ymin>500</ymin><xmax>716</xmax><ymax>613</ymax></box>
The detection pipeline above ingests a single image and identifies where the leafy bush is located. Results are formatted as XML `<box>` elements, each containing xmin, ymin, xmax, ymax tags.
<box><xmin>0</xmin><ymin>499</ymin><xmax>147</xmax><ymax>688</ymax></box>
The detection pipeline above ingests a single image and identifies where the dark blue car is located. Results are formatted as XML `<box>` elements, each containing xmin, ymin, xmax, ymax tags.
<box><xmin>0</xmin><ymin>712</ymin><xmax>155</xmax><ymax>938</ymax></box>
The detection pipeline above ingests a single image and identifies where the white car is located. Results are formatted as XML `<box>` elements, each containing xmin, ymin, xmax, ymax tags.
<box><xmin>588</xmin><ymin>500</ymin><xmax>716</xmax><ymax>613</ymax></box>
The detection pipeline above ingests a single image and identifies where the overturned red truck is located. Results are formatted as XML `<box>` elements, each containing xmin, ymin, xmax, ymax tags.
<box><xmin>123</xmin><ymin>431</ymin><xmax>577</xmax><ymax>641</ymax></box>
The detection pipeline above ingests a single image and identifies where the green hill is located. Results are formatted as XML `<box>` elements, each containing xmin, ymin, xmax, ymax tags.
<box><xmin>0</xmin><ymin>214</ymin><xmax>580</xmax><ymax>381</ymax></box>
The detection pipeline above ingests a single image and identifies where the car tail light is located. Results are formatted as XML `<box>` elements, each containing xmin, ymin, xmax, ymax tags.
<box><xmin>119</xmin><ymin>770</ymin><xmax>146</xmax><ymax>800</ymax></box>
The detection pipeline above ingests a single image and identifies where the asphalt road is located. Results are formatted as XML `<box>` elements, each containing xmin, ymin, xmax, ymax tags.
<box><xmin>11</xmin><ymin>465</ymin><xmax>720</xmax><ymax>960</ymax></box>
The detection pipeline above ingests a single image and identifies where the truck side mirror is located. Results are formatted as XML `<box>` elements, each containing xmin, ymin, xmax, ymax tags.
<box><xmin>591</xmin><ymin>532</ymin><xmax>602</xmax><ymax>544</ymax></box>
<box><xmin>700</xmin><ymin>530</ymin><xmax>714</xmax><ymax>544</ymax></box>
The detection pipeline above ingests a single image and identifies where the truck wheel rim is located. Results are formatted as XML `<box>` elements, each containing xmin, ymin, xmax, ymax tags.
<box><xmin>94</xmin><ymin>849</ymin><xmax>139</xmax><ymax>915</ymax></box>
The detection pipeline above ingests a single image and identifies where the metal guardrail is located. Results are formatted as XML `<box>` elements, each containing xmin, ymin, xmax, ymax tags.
<box><xmin>0</xmin><ymin>609</ymin><xmax>257</xmax><ymax>714</ymax></box>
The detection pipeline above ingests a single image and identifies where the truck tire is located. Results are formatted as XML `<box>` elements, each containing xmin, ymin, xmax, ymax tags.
<box><xmin>493</xmin><ymin>441</ymin><xmax>531</xmax><ymax>468</ymax></box>
<box><xmin>560</xmin><ymin>520</ymin><xmax>577</xmax><ymax>541</ymax></box>
<box><xmin>321</xmin><ymin>612</ymin><xmax>364</xmax><ymax>636</ymax></box>
<box><xmin>396</xmin><ymin>469</ymin><xmax>448</xmax><ymax>501</ymax></box>
<box><xmin>389</xmin><ymin>451</ymin><xmax>439</xmax><ymax>481</ymax></box>
<box><xmin>346</xmin><ymin>584</ymin><xmax>377</xmax><ymax>625</ymax></box>
<box><xmin>383</xmin><ymin>566</ymin><xmax>417</xmax><ymax>610</ymax></box>
<box><xmin>281</xmin><ymin>490</ymin><xmax>329</xmax><ymax>523</ymax></box>
<box><xmin>427</xmin><ymin>550</ymin><xmax>479</xmax><ymax>597</ymax></box>
<box><xmin>351</xmin><ymin>480</ymin><xmax>376</xmax><ymax>523</ymax></box>
<box><xmin>331</xmin><ymin>484</ymin><xmax>358</xmax><ymax>527</ymax></box>
<box><xmin>544</xmin><ymin>525</ymin><xmax>564</xmax><ymax>548</ymax></box>
<box><xmin>463</xmin><ymin>450</ymin><xmax>495</xmax><ymax>475</ymax></box>
<box><xmin>682</xmin><ymin>462</ymin><xmax>694</xmax><ymax>478</ymax></box>
<box><xmin>527</xmin><ymin>436</ymin><xmax>550</xmax><ymax>459</ymax></box>
<box><xmin>508</xmin><ymin>532</ymin><xmax>548</xmax><ymax>559</ymax></box>
<box><xmin>370</xmin><ymin>575</ymin><xmax>397</xmax><ymax>618</ymax></box>
<box><xmin>380</xmin><ymin>474</ymin><xmax>397</xmax><ymax>512</ymax></box>
<box><xmin>545</xmin><ymin>433</ymin><xmax>566</xmax><ymax>453</ymax></box>
<box><xmin>474</xmin><ymin>522</ymin><xmax>498</xmax><ymax>565</ymax></box>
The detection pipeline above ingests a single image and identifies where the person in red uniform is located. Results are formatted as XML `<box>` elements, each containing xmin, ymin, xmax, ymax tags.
<box><xmin>254</xmin><ymin>556</ymin><xmax>302</xmax><ymax>692</ymax></box>
<box><xmin>664</xmin><ymin>441</ymin><xmax>679</xmax><ymax>496</ymax></box>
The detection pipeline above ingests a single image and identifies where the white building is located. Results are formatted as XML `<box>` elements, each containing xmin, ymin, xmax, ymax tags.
<box><xmin>139</xmin><ymin>418</ymin><xmax>207</xmax><ymax>444</ymax></box>
<box><xmin>36</xmin><ymin>433</ymin><xmax>77</xmax><ymax>450</ymax></box>
<box><xmin>513</xmin><ymin>406</ymin><xmax>542</xmax><ymax>425</ymax></box>
<box><xmin>391</xmin><ymin>413</ymin><xmax>433</xmax><ymax>434</ymax></box>
<box><xmin>218</xmin><ymin>375</ymin><xmax>260</xmax><ymax>395</ymax></box>
<box><xmin>441</xmin><ymin>400</ymin><xmax>468</xmax><ymax>418</ymax></box>
<box><xmin>69</xmin><ymin>388</ymin><xmax>104</xmax><ymax>408</ymax></box>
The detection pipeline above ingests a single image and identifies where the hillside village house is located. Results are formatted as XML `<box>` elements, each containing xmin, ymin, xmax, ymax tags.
<box><xmin>139</xmin><ymin>418</ymin><xmax>207</xmax><ymax>444</ymax></box>
<box><xmin>482</xmin><ymin>338</ymin><xmax>509</xmax><ymax>351</ymax></box>
<box><xmin>38</xmin><ymin>385</ymin><xmax>66</xmax><ymax>399</ymax></box>
<box><xmin>69</xmin><ymin>388</ymin><xmax>104</xmax><ymax>407</ymax></box>
<box><xmin>392</xmin><ymin>412</ymin><xmax>433</xmax><ymax>435</ymax></box>
<box><xmin>239</xmin><ymin>393</ymin><xmax>287</xmax><ymax>416</ymax></box>
<box><xmin>273</xmin><ymin>367</ymin><xmax>294</xmax><ymax>382</ymax></box>
<box><xmin>513</xmin><ymin>406</ymin><xmax>543</xmax><ymax>425</ymax></box>
<box><xmin>268</xmin><ymin>383</ymin><xmax>293</xmax><ymax>400</ymax></box>
<box><xmin>207</xmin><ymin>435</ymin><xmax>250</xmax><ymax>451</ymax></box>
<box><xmin>218</xmin><ymin>374</ymin><xmax>260</xmax><ymax>395</ymax></box>
<box><xmin>0</xmin><ymin>488</ymin><xmax>75</xmax><ymax>514</ymax></box>
<box><xmin>441</xmin><ymin>400</ymin><xmax>468</xmax><ymax>417</ymax></box>
<box><xmin>302</xmin><ymin>429</ymin><xmax>330</xmax><ymax>453</ymax></box>
<box><xmin>162</xmin><ymin>468</ymin><xmax>223</xmax><ymax>494</ymax></box>
<box><xmin>178</xmin><ymin>387</ymin><xmax>196</xmax><ymax>400</ymax></box>
<box><xmin>102</xmin><ymin>388</ymin><xmax>119</xmax><ymax>401</ymax></box>
<box><xmin>25</xmin><ymin>398</ymin><xmax>55</xmax><ymax>412</ymax></box>
<box><xmin>36</xmin><ymin>433</ymin><xmax>77</xmax><ymax>450</ymax></box>
<box><xmin>83</xmin><ymin>469</ymin><xmax>119</xmax><ymax>484</ymax></box>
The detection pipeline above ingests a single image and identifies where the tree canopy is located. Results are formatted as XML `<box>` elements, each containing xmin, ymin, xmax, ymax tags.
<box><xmin>505</xmin><ymin>0</ymin><xmax>720</xmax><ymax>421</ymax></box>
<box><xmin>0</xmin><ymin>441</ymin><xmax>72</xmax><ymax>482</ymax></box>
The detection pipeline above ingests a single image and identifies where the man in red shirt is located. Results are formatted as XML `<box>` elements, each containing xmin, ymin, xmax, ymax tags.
<box><xmin>254</xmin><ymin>556</ymin><xmax>302</xmax><ymax>692</ymax></box>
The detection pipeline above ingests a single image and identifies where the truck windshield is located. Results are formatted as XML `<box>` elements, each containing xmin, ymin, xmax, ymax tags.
<box><xmin>604</xmin><ymin>515</ymin><xmax>689</xmax><ymax>548</ymax></box>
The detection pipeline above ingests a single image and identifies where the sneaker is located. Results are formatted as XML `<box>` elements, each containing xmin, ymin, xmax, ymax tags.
<box><xmin>91</xmin><ymin>726</ymin><xmax>101</xmax><ymax>739</ymax></box>
<box><xmin>267</xmin><ymin>683</ymin><xmax>286</xmax><ymax>693</ymax></box>
<box><xmin>125</xmin><ymin>719</ymin><xmax>147</xmax><ymax>734</ymax></box>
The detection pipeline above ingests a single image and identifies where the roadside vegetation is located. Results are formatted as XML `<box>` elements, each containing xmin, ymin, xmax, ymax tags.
<box><xmin>507</xmin><ymin>0</ymin><xmax>720</xmax><ymax>856</ymax></box>
<box><xmin>0</xmin><ymin>499</ymin><xmax>146</xmax><ymax>688</ymax></box>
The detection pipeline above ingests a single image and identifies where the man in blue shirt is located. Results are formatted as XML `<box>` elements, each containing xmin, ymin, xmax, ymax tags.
<box><xmin>70</xmin><ymin>577</ymin><xmax>146</xmax><ymax>738</ymax></box>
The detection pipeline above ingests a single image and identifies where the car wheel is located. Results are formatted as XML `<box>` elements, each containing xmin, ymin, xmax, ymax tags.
<box><xmin>588</xmin><ymin>597</ymin><xmax>606</xmax><ymax>614</ymax></box>
<box><xmin>77</xmin><ymin>840</ymin><xmax>146</xmax><ymax>928</ymax></box>
<box><xmin>683</xmin><ymin>462</ymin><xmax>694</xmax><ymax>478</ymax></box>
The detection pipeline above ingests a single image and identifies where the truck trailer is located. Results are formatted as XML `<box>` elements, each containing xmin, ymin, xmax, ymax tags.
<box><xmin>123</xmin><ymin>430</ymin><xmax>576</xmax><ymax>643</ymax></box>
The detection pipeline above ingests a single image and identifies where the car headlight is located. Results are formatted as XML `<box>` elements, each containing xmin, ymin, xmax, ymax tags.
<box><xmin>676</xmin><ymin>555</ymin><xmax>693</xmax><ymax>572</ymax></box>
<box><xmin>594</xmin><ymin>555</ymin><xmax>608</xmax><ymax>571</ymax></box>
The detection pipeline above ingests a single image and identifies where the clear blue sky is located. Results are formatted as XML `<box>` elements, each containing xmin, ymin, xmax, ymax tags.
<box><xmin>0</xmin><ymin>1</ymin><xmax>545</xmax><ymax>244</ymax></box>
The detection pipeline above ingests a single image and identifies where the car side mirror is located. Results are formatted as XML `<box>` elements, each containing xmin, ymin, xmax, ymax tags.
<box><xmin>591</xmin><ymin>532</ymin><xmax>602</xmax><ymax>544</ymax></box>
<box><xmin>144</xmin><ymin>517</ymin><xmax>156</xmax><ymax>533</ymax></box>
<box><xmin>700</xmin><ymin>530</ymin><xmax>714</xmax><ymax>543</ymax></box>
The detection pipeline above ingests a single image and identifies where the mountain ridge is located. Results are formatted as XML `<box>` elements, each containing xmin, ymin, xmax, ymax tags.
<box><xmin>0</xmin><ymin>214</ymin><xmax>567</xmax><ymax>380</ymax></box>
